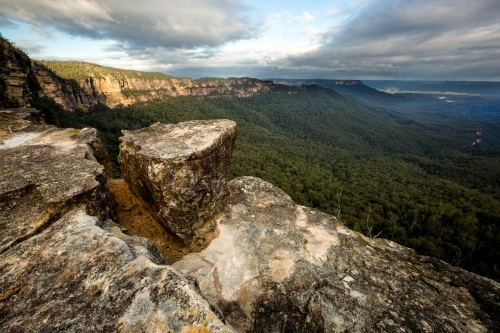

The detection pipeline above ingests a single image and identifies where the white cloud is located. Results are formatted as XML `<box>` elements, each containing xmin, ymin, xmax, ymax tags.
<box><xmin>15</xmin><ymin>39</ymin><xmax>46</xmax><ymax>54</ymax></box>
<box><xmin>326</xmin><ymin>7</ymin><xmax>341</xmax><ymax>17</ymax></box>
<box><xmin>2</xmin><ymin>0</ymin><xmax>499</xmax><ymax>80</ymax></box>
<box><xmin>0</xmin><ymin>0</ymin><xmax>260</xmax><ymax>49</ymax></box>
<box><xmin>284</xmin><ymin>0</ymin><xmax>500</xmax><ymax>79</ymax></box>
<box><xmin>293</xmin><ymin>12</ymin><xmax>315</xmax><ymax>23</ymax></box>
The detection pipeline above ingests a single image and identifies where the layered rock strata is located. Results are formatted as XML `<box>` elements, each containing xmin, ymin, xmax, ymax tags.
<box><xmin>119</xmin><ymin>120</ymin><xmax>238</xmax><ymax>245</ymax></box>
<box><xmin>1</xmin><ymin>37</ymin><xmax>274</xmax><ymax>110</ymax></box>
<box><xmin>0</xmin><ymin>112</ymin><xmax>235</xmax><ymax>332</ymax></box>
<box><xmin>173</xmin><ymin>177</ymin><xmax>500</xmax><ymax>332</ymax></box>
<box><xmin>72</xmin><ymin>75</ymin><xmax>273</xmax><ymax>108</ymax></box>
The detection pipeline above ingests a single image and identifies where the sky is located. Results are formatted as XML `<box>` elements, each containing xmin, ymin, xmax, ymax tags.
<box><xmin>1</xmin><ymin>0</ymin><xmax>499</xmax><ymax>80</ymax></box>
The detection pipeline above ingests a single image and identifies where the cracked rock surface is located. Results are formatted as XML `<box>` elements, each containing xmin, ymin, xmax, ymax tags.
<box><xmin>0</xmin><ymin>209</ymin><xmax>233</xmax><ymax>332</ymax></box>
<box><xmin>119</xmin><ymin>120</ymin><xmax>237</xmax><ymax>245</ymax></box>
<box><xmin>173</xmin><ymin>176</ymin><xmax>500</xmax><ymax>333</ymax></box>
<box><xmin>2</xmin><ymin>112</ymin><xmax>500</xmax><ymax>333</ymax></box>
<box><xmin>0</xmin><ymin>112</ymin><xmax>235</xmax><ymax>332</ymax></box>
<box><xmin>0</xmin><ymin>113</ymin><xmax>115</xmax><ymax>254</ymax></box>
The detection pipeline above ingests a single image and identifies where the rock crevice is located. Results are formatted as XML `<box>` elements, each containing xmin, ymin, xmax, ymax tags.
<box><xmin>0</xmin><ymin>111</ymin><xmax>234</xmax><ymax>332</ymax></box>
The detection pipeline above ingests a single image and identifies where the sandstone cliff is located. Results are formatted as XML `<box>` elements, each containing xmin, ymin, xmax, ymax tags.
<box><xmin>1</xmin><ymin>36</ymin><xmax>273</xmax><ymax>110</ymax></box>
<box><xmin>38</xmin><ymin>60</ymin><xmax>274</xmax><ymax>108</ymax></box>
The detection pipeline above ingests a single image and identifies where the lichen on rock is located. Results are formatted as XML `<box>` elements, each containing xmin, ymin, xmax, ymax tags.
<box><xmin>119</xmin><ymin>120</ymin><xmax>237</xmax><ymax>245</ymax></box>
<box><xmin>0</xmin><ymin>116</ymin><xmax>116</xmax><ymax>254</ymax></box>
<box><xmin>0</xmin><ymin>208</ymin><xmax>234</xmax><ymax>332</ymax></box>
<box><xmin>173</xmin><ymin>176</ymin><xmax>500</xmax><ymax>333</ymax></box>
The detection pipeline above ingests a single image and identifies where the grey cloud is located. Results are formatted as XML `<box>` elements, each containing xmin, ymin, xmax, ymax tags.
<box><xmin>0</xmin><ymin>14</ymin><xmax>16</xmax><ymax>28</ymax></box>
<box><xmin>15</xmin><ymin>39</ymin><xmax>46</xmax><ymax>55</ymax></box>
<box><xmin>0</xmin><ymin>0</ymin><xmax>260</xmax><ymax>49</ymax></box>
<box><xmin>286</xmin><ymin>0</ymin><xmax>500</xmax><ymax>80</ymax></box>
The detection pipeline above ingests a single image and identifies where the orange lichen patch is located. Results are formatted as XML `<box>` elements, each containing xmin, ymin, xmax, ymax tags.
<box><xmin>181</xmin><ymin>326</ymin><xmax>212</xmax><ymax>333</ymax></box>
<box><xmin>33</xmin><ymin>213</ymin><xmax>51</xmax><ymax>229</ymax></box>
<box><xmin>0</xmin><ymin>286</ymin><xmax>22</xmax><ymax>302</ymax></box>
<box><xmin>107</xmin><ymin>179</ymin><xmax>218</xmax><ymax>263</ymax></box>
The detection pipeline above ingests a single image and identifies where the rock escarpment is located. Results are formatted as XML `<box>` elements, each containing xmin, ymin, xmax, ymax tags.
<box><xmin>0</xmin><ymin>37</ymin><xmax>98</xmax><ymax>109</ymax></box>
<box><xmin>1</xmin><ymin>37</ymin><xmax>274</xmax><ymax>110</ymax></box>
<box><xmin>0</xmin><ymin>111</ymin><xmax>235</xmax><ymax>332</ymax></box>
<box><xmin>73</xmin><ymin>74</ymin><xmax>273</xmax><ymax>108</ymax></box>
<box><xmin>119</xmin><ymin>120</ymin><xmax>237</xmax><ymax>245</ymax></box>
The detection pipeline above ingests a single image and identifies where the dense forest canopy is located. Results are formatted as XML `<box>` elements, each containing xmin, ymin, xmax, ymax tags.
<box><xmin>31</xmin><ymin>84</ymin><xmax>500</xmax><ymax>281</ymax></box>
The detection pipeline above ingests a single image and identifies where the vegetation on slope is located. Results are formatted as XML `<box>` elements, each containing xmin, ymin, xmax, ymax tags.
<box><xmin>37</xmin><ymin>60</ymin><xmax>177</xmax><ymax>81</ymax></box>
<box><xmin>31</xmin><ymin>85</ymin><xmax>500</xmax><ymax>281</ymax></box>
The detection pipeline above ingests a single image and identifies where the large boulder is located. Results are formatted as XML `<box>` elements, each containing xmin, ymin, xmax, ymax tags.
<box><xmin>119</xmin><ymin>120</ymin><xmax>237</xmax><ymax>245</ymax></box>
<box><xmin>173</xmin><ymin>177</ymin><xmax>500</xmax><ymax>333</ymax></box>
<box><xmin>0</xmin><ymin>112</ymin><xmax>235</xmax><ymax>332</ymax></box>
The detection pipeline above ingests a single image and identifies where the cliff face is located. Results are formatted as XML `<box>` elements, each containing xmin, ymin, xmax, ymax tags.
<box><xmin>74</xmin><ymin>75</ymin><xmax>273</xmax><ymax>108</ymax></box>
<box><xmin>0</xmin><ymin>37</ymin><xmax>99</xmax><ymax>109</ymax></box>
<box><xmin>1</xmin><ymin>37</ymin><xmax>273</xmax><ymax>110</ymax></box>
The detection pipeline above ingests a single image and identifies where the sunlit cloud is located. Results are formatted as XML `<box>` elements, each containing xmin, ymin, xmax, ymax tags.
<box><xmin>1</xmin><ymin>0</ymin><xmax>499</xmax><ymax>80</ymax></box>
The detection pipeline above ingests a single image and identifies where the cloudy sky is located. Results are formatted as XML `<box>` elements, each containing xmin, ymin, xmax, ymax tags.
<box><xmin>1</xmin><ymin>0</ymin><xmax>499</xmax><ymax>80</ymax></box>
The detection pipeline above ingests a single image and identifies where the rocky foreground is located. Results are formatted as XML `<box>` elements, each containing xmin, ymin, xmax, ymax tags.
<box><xmin>1</xmin><ymin>109</ymin><xmax>499</xmax><ymax>332</ymax></box>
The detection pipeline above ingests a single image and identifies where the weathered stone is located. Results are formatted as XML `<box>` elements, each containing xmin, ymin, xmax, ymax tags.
<box><xmin>173</xmin><ymin>176</ymin><xmax>500</xmax><ymax>333</ymax></box>
<box><xmin>0</xmin><ymin>209</ymin><xmax>234</xmax><ymax>333</ymax></box>
<box><xmin>119</xmin><ymin>120</ymin><xmax>237</xmax><ymax>244</ymax></box>
<box><xmin>74</xmin><ymin>127</ymin><xmax>115</xmax><ymax>177</ymax></box>
<box><xmin>0</xmin><ymin>115</ymin><xmax>236</xmax><ymax>332</ymax></box>
<box><xmin>0</xmin><ymin>118</ymin><xmax>116</xmax><ymax>254</ymax></box>
<box><xmin>2</xmin><ymin>112</ymin><xmax>499</xmax><ymax>333</ymax></box>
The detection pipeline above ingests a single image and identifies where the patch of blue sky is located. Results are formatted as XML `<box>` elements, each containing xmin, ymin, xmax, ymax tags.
<box><xmin>2</xmin><ymin>19</ymin><xmax>115</xmax><ymax>61</ymax></box>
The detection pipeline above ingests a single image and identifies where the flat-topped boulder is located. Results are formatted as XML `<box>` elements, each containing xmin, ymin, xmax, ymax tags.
<box><xmin>119</xmin><ymin>120</ymin><xmax>237</xmax><ymax>245</ymax></box>
<box><xmin>173</xmin><ymin>177</ymin><xmax>500</xmax><ymax>333</ymax></box>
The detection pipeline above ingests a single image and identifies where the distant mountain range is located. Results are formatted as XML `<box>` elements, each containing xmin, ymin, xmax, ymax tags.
<box><xmin>364</xmin><ymin>80</ymin><xmax>500</xmax><ymax>97</ymax></box>
<box><xmin>270</xmin><ymin>78</ymin><xmax>500</xmax><ymax>122</ymax></box>
<box><xmin>270</xmin><ymin>78</ymin><xmax>398</xmax><ymax>102</ymax></box>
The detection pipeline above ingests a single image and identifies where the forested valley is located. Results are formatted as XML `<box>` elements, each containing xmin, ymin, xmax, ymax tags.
<box><xmin>31</xmin><ymin>84</ymin><xmax>500</xmax><ymax>281</ymax></box>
